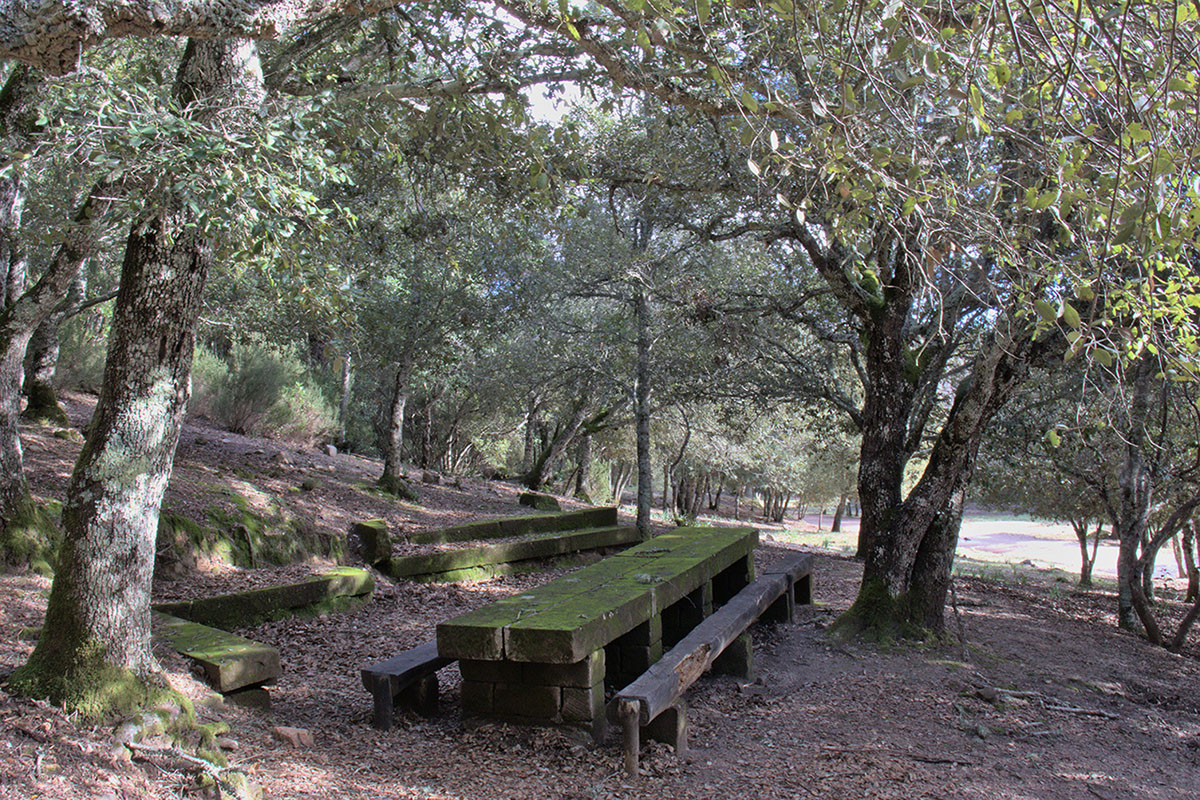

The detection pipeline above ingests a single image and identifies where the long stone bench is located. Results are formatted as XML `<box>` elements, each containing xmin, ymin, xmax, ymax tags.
<box><xmin>408</xmin><ymin>507</ymin><xmax>618</xmax><ymax>545</ymax></box>
<box><xmin>610</xmin><ymin>551</ymin><xmax>814</xmax><ymax>774</ymax></box>
<box><xmin>154</xmin><ymin>567</ymin><xmax>375</xmax><ymax>629</ymax></box>
<box><xmin>436</xmin><ymin>527</ymin><xmax>758</xmax><ymax>740</ymax></box>
<box><xmin>382</xmin><ymin>525</ymin><xmax>641</xmax><ymax>582</ymax></box>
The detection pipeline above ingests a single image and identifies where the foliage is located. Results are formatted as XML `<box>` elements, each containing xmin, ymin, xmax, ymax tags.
<box><xmin>192</xmin><ymin>338</ymin><xmax>337</xmax><ymax>445</ymax></box>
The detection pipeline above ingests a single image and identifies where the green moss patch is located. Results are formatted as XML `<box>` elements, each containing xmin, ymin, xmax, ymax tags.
<box><xmin>156</xmin><ymin>485</ymin><xmax>343</xmax><ymax>572</ymax></box>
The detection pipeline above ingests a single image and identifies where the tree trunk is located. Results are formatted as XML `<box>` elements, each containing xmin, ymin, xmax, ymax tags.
<box><xmin>842</xmin><ymin>321</ymin><xmax>1057</xmax><ymax>637</ymax></box>
<box><xmin>831</xmin><ymin>493</ymin><xmax>847</xmax><ymax>533</ymax></box>
<box><xmin>381</xmin><ymin>360</ymin><xmax>412</xmax><ymax>483</ymax></box>
<box><xmin>574</xmin><ymin>433</ymin><xmax>592</xmax><ymax>500</ymax></box>
<box><xmin>0</xmin><ymin>68</ymin><xmax>113</xmax><ymax>556</ymax></box>
<box><xmin>1072</xmin><ymin>519</ymin><xmax>1095</xmax><ymax>588</ymax></box>
<box><xmin>1117</xmin><ymin>356</ymin><xmax>1155</xmax><ymax>631</ymax></box>
<box><xmin>336</xmin><ymin>349</ymin><xmax>352</xmax><ymax>446</ymax></box>
<box><xmin>1184</xmin><ymin>524</ymin><xmax>1198</xmax><ymax>604</ymax></box>
<box><xmin>22</xmin><ymin>268</ymin><xmax>85</xmax><ymax>427</ymax></box>
<box><xmin>521</xmin><ymin>397</ymin><xmax>537</xmax><ymax>477</ymax></box>
<box><xmin>523</xmin><ymin>400</ymin><xmax>592</xmax><ymax>491</ymax></box>
<box><xmin>11</xmin><ymin>38</ymin><xmax>264</xmax><ymax>713</ymax></box>
<box><xmin>1140</xmin><ymin>529</ymin><xmax>1157</xmax><ymax>603</ymax></box>
<box><xmin>634</xmin><ymin>290</ymin><xmax>652</xmax><ymax>538</ymax></box>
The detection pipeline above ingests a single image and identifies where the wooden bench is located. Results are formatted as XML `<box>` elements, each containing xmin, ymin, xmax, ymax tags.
<box><xmin>436</xmin><ymin>526</ymin><xmax>758</xmax><ymax>739</ymax></box>
<box><xmin>361</xmin><ymin>641</ymin><xmax>455</xmax><ymax>730</ymax></box>
<box><xmin>610</xmin><ymin>552</ymin><xmax>814</xmax><ymax>774</ymax></box>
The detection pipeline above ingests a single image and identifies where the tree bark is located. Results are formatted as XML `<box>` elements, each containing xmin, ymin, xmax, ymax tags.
<box><xmin>337</xmin><ymin>349</ymin><xmax>352</xmax><ymax>446</ymax></box>
<box><xmin>1117</xmin><ymin>356</ymin><xmax>1155</xmax><ymax>631</ymax></box>
<box><xmin>381</xmin><ymin>359</ymin><xmax>413</xmax><ymax>485</ymax></box>
<box><xmin>844</xmin><ymin>320</ymin><xmax>1058</xmax><ymax>636</ymax></box>
<box><xmin>574</xmin><ymin>433</ymin><xmax>592</xmax><ymax>499</ymax></box>
<box><xmin>634</xmin><ymin>289</ymin><xmax>652</xmax><ymax>537</ymax></box>
<box><xmin>10</xmin><ymin>37</ymin><xmax>265</xmax><ymax>711</ymax></box>
<box><xmin>1184</xmin><ymin>524</ymin><xmax>1198</xmax><ymax>604</ymax></box>
<box><xmin>831</xmin><ymin>493</ymin><xmax>847</xmax><ymax>533</ymax></box>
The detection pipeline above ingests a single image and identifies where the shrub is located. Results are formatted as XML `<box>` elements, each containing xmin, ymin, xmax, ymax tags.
<box><xmin>261</xmin><ymin>381</ymin><xmax>338</xmax><ymax>448</ymax></box>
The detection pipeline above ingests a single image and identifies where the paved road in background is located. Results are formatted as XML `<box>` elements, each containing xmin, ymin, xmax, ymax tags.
<box><xmin>795</xmin><ymin>512</ymin><xmax>1180</xmax><ymax>579</ymax></box>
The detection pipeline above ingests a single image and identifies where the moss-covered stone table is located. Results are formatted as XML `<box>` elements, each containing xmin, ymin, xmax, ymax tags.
<box><xmin>436</xmin><ymin>526</ymin><xmax>757</xmax><ymax>739</ymax></box>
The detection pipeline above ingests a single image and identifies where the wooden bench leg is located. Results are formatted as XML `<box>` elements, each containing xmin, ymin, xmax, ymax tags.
<box><xmin>619</xmin><ymin>699</ymin><xmax>640</xmax><ymax>776</ymax></box>
<box><xmin>644</xmin><ymin>700</ymin><xmax>687</xmax><ymax>755</ymax></box>
<box><xmin>369</xmin><ymin>678</ymin><xmax>393</xmax><ymax>731</ymax></box>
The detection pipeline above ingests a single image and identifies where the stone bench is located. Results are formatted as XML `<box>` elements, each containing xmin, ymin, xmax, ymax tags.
<box><xmin>436</xmin><ymin>526</ymin><xmax>758</xmax><ymax>740</ymax></box>
<box><xmin>361</xmin><ymin>641</ymin><xmax>455</xmax><ymax>730</ymax></box>
<box><xmin>610</xmin><ymin>551</ymin><xmax>814</xmax><ymax>774</ymax></box>
<box><xmin>154</xmin><ymin>612</ymin><xmax>281</xmax><ymax>702</ymax></box>
<box><xmin>382</xmin><ymin>525</ymin><xmax>641</xmax><ymax>583</ymax></box>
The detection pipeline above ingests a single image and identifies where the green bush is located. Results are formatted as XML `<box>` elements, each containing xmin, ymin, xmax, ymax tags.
<box><xmin>261</xmin><ymin>381</ymin><xmax>338</xmax><ymax>448</ymax></box>
<box><xmin>191</xmin><ymin>338</ymin><xmax>338</xmax><ymax>446</ymax></box>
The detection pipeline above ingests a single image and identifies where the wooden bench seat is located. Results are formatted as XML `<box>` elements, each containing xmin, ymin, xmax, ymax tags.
<box><xmin>610</xmin><ymin>551</ymin><xmax>814</xmax><ymax>774</ymax></box>
<box><xmin>361</xmin><ymin>641</ymin><xmax>456</xmax><ymax>730</ymax></box>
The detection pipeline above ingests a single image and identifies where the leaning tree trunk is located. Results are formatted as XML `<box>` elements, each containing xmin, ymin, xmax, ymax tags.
<box><xmin>831</xmin><ymin>493</ymin><xmax>847</xmax><ymax>533</ymax></box>
<box><xmin>10</xmin><ymin>38</ymin><xmax>264</xmax><ymax>713</ymax></box>
<box><xmin>574</xmin><ymin>433</ymin><xmax>592</xmax><ymax>500</ymax></box>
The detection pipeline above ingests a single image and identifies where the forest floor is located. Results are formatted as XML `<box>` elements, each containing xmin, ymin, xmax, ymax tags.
<box><xmin>2</xmin><ymin>394</ymin><xmax>1199</xmax><ymax>799</ymax></box>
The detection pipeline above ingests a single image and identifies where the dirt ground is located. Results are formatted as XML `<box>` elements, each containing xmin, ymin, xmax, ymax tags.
<box><xmin>2</xmin><ymin>395</ymin><xmax>1199</xmax><ymax>799</ymax></box>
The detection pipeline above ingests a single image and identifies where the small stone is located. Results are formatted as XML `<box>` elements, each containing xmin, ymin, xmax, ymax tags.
<box><xmin>216</xmin><ymin>736</ymin><xmax>239</xmax><ymax>751</ymax></box>
<box><xmin>300</xmin><ymin>477</ymin><xmax>320</xmax><ymax>491</ymax></box>
<box><xmin>977</xmin><ymin>686</ymin><xmax>999</xmax><ymax>703</ymax></box>
<box><xmin>271</xmin><ymin>726</ymin><xmax>314</xmax><ymax>747</ymax></box>
<box><xmin>421</xmin><ymin>470</ymin><xmax>441</xmax><ymax>485</ymax></box>
<box><xmin>974</xmin><ymin>723</ymin><xmax>991</xmax><ymax>740</ymax></box>
<box><xmin>325</xmin><ymin>444</ymin><xmax>338</xmax><ymax>457</ymax></box>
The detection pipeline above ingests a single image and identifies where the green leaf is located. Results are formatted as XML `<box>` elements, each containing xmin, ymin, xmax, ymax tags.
<box><xmin>1075</xmin><ymin>282</ymin><xmax>1095</xmax><ymax>301</ymax></box>
<box><xmin>741</xmin><ymin>91</ymin><xmax>759</xmax><ymax>112</ymax></box>
<box><xmin>1044</xmin><ymin>429</ymin><xmax>1061</xmax><ymax>448</ymax></box>
<box><xmin>1034</xmin><ymin>298</ymin><xmax>1057</xmax><ymax>323</ymax></box>
<box><xmin>1094</xmin><ymin>348</ymin><xmax>1115</xmax><ymax>368</ymax></box>
<box><xmin>697</xmin><ymin>0</ymin><xmax>711</xmax><ymax>24</ymax></box>
<box><xmin>1061</xmin><ymin>301</ymin><xmax>1081</xmax><ymax>329</ymax></box>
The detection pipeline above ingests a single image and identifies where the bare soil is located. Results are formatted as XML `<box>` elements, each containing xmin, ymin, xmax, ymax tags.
<box><xmin>2</xmin><ymin>394</ymin><xmax>1199</xmax><ymax>799</ymax></box>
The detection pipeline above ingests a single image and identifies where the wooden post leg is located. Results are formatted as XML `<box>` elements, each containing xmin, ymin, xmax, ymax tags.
<box><xmin>370</xmin><ymin>679</ymin><xmax>393</xmax><ymax>731</ymax></box>
<box><xmin>620</xmin><ymin>699</ymin><xmax>640</xmax><ymax>776</ymax></box>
